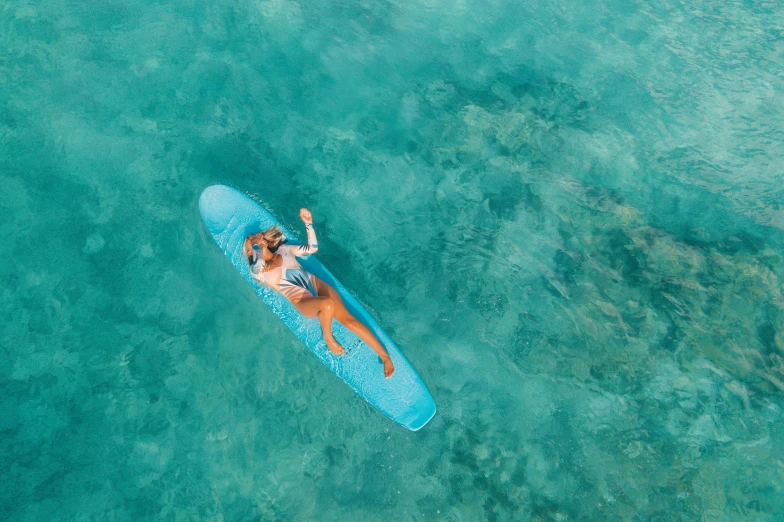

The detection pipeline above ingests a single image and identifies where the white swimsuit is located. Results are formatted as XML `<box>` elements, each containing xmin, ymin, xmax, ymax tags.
<box><xmin>250</xmin><ymin>224</ymin><xmax>319</xmax><ymax>302</ymax></box>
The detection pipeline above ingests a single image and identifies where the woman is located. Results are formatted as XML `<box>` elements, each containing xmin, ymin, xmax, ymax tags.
<box><xmin>244</xmin><ymin>208</ymin><xmax>395</xmax><ymax>378</ymax></box>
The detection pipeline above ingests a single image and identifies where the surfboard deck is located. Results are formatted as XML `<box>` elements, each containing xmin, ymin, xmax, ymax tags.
<box><xmin>198</xmin><ymin>185</ymin><xmax>437</xmax><ymax>431</ymax></box>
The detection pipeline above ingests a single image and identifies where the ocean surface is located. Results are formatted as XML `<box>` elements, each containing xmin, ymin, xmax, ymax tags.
<box><xmin>2</xmin><ymin>0</ymin><xmax>784</xmax><ymax>520</ymax></box>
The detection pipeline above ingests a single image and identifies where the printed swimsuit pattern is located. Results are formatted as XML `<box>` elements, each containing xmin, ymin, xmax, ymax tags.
<box><xmin>250</xmin><ymin>223</ymin><xmax>319</xmax><ymax>301</ymax></box>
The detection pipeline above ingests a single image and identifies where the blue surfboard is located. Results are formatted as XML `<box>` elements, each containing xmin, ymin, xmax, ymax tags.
<box><xmin>199</xmin><ymin>185</ymin><xmax>437</xmax><ymax>430</ymax></box>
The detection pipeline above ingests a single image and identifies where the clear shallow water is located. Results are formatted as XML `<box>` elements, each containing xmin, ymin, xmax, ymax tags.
<box><xmin>2</xmin><ymin>0</ymin><xmax>784</xmax><ymax>519</ymax></box>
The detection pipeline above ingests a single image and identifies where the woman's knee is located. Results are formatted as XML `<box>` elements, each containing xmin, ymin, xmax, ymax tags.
<box><xmin>320</xmin><ymin>297</ymin><xmax>335</xmax><ymax>312</ymax></box>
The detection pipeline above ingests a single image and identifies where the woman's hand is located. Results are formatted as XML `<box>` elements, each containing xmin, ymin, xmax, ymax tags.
<box><xmin>299</xmin><ymin>208</ymin><xmax>313</xmax><ymax>225</ymax></box>
<box><xmin>381</xmin><ymin>354</ymin><xmax>395</xmax><ymax>379</ymax></box>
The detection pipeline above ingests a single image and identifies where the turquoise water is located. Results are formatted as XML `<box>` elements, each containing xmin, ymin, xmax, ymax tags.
<box><xmin>2</xmin><ymin>0</ymin><xmax>784</xmax><ymax>519</ymax></box>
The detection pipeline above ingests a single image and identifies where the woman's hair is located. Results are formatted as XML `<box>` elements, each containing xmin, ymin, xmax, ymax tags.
<box><xmin>251</xmin><ymin>225</ymin><xmax>286</xmax><ymax>251</ymax></box>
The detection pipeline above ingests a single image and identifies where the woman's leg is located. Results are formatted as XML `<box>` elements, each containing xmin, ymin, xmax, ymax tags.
<box><xmin>293</xmin><ymin>296</ymin><xmax>345</xmax><ymax>355</ymax></box>
<box><xmin>315</xmin><ymin>278</ymin><xmax>395</xmax><ymax>378</ymax></box>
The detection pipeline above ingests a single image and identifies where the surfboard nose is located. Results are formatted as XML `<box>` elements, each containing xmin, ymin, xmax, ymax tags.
<box><xmin>199</xmin><ymin>185</ymin><xmax>242</xmax><ymax>236</ymax></box>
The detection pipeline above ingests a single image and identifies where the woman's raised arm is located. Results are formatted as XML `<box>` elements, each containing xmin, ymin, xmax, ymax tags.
<box><xmin>289</xmin><ymin>208</ymin><xmax>319</xmax><ymax>257</ymax></box>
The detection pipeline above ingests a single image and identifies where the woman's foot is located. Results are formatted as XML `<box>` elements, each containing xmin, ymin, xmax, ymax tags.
<box><xmin>382</xmin><ymin>356</ymin><xmax>395</xmax><ymax>378</ymax></box>
<box><xmin>326</xmin><ymin>338</ymin><xmax>346</xmax><ymax>355</ymax></box>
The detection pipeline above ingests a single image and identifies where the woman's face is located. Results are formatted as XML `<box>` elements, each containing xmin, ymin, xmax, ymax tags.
<box><xmin>249</xmin><ymin>233</ymin><xmax>268</xmax><ymax>248</ymax></box>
